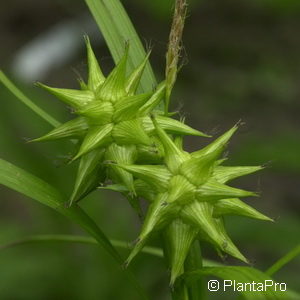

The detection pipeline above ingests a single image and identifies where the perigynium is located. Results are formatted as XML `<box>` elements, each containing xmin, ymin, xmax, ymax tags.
<box><xmin>32</xmin><ymin>37</ymin><xmax>208</xmax><ymax>207</ymax></box>
<box><xmin>111</xmin><ymin>117</ymin><xmax>272</xmax><ymax>284</ymax></box>
<box><xmin>32</xmin><ymin>36</ymin><xmax>272</xmax><ymax>286</ymax></box>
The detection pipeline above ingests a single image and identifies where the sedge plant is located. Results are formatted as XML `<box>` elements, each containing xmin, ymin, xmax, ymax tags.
<box><xmin>0</xmin><ymin>0</ymin><xmax>299</xmax><ymax>299</ymax></box>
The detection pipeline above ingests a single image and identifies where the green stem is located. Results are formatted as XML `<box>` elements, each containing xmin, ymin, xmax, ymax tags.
<box><xmin>266</xmin><ymin>244</ymin><xmax>300</xmax><ymax>276</ymax></box>
<box><xmin>0</xmin><ymin>234</ymin><xmax>220</xmax><ymax>269</ymax></box>
<box><xmin>184</xmin><ymin>241</ymin><xmax>205</xmax><ymax>300</ymax></box>
<box><xmin>0</xmin><ymin>70</ymin><xmax>61</xmax><ymax>128</ymax></box>
<box><xmin>0</xmin><ymin>234</ymin><xmax>163</xmax><ymax>257</ymax></box>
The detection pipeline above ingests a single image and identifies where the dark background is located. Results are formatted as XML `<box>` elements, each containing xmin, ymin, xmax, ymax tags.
<box><xmin>0</xmin><ymin>0</ymin><xmax>299</xmax><ymax>299</ymax></box>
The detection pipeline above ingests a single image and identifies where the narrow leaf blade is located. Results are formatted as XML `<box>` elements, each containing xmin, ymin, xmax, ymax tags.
<box><xmin>0</xmin><ymin>158</ymin><xmax>148</xmax><ymax>298</ymax></box>
<box><xmin>0</xmin><ymin>70</ymin><xmax>60</xmax><ymax>127</ymax></box>
<box><xmin>0</xmin><ymin>158</ymin><xmax>119</xmax><ymax>260</ymax></box>
<box><xmin>84</xmin><ymin>0</ymin><xmax>157</xmax><ymax>93</ymax></box>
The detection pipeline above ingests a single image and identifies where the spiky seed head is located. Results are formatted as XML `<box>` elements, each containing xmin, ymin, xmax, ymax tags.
<box><xmin>119</xmin><ymin>123</ymin><xmax>269</xmax><ymax>285</ymax></box>
<box><xmin>33</xmin><ymin>38</ymin><xmax>202</xmax><ymax>199</ymax></box>
<box><xmin>31</xmin><ymin>37</ymin><xmax>271</xmax><ymax>287</ymax></box>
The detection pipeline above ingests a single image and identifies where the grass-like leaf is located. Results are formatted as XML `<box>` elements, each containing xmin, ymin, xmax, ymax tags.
<box><xmin>0</xmin><ymin>70</ymin><xmax>61</xmax><ymax>128</ymax></box>
<box><xmin>0</xmin><ymin>157</ymin><xmax>120</xmax><ymax>260</ymax></box>
<box><xmin>266</xmin><ymin>244</ymin><xmax>300</xmax><ymax>276</ymax></box>
<box><xmin>0</xmin><ymin>158</ymin><xmax>147</xmax><ymax>299</ymax></box>
<box><xmin>183</xmin><ymin>266</ymin><xmax>299</xmax><ymax>300</ymax></box>
<box><xmin>84</xmin><ymin>0</ymin><xmax>157</xmax><ymax>93</ymax></box>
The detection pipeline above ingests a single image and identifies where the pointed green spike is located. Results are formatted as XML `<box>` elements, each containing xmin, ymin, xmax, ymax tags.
<box><xmin>73</xmin><ymin>124</ymin><xmax>113</xmax><ymax>160</ymax></box>
<box><xmin>31</xmin><ymin>117</ymin><xmax>88</xmax><ymax>142</ymax></box>
<box><xmin>164</xmin><ymin>219</ymin><xmax>198</xmax><ymax>285</ymax></box>
<box><xmin>85</xmin><ymin>36</ymin><xmax>105</xmax><ymax>91</ymax></box>
<box><xmin>181</xmin><ymin>201</ymin><xmax>220</xmax><ymax>245</ymax></box>
<box><xmin>36</xmin><ymin>83</ymin><xmax>94</xmax><ymax>109</ymax></box>
<box><xmin>142</xmin><ymin>115</ymin><xmax>209</xmax><ymax>137</ymax></box>
<box><xmin>212</xmin><ymin>166</ymin><xmax>263</xmax><ymax>184</ymax></box>
<box><xmin>97</xmin><ymin>46</ymin><xmax>129</xmax><ymax>102</ymax></box>
<box><xmin>196</xmin><ymin>179</ymin><xmax>257</xmax><ymax>201</ymax></box>
<box><xmin>138</xmin><ymin>82</ymin><xmax>166</xmax><ymax>116</ymax></box>
<box><xmin>112</xmin><ymin>118</ymin><xmax>151</xmax><ymax>146</ymax></box>
<box><xmin>127</xmin><ymin>194</ymin><xmax>144</xmax><ymax>219</ymax></box>
<box><xmin>105</xmin><ymin>144</ymin><xmax>137</xmax><ymax>192</ymax></box>
<box><xmin>215</xmin><ymin>158</ymin><xmax>228</xmax><ymax>166</ymax></box>
<box><xmin>113</xmin><ymin>164</ymin><xmax>171</xmax><ymax>191</ymax></box>
<box><xmin>192</xmin><ymin>123</ymin><xmax>240</xmax><ymax>158</ymax></box>
<box><xmin>151</xmin><ymin>115</ymin><xmax>188</xmax><ymax>173</ymax></box>
<box><xmin>167</xmin><ymin>175</ymin><xmax>195</xmax><ymax>204</ymax></box>
<box><xmin>214</xmin><ymin>217</ymin><xmax>248</xmax><ymax>263</ymax></box>
<box><xmin>180</xmin><ymin>145</ymin><xmax>224</xmax><ymax>186</ymax></box>
<box><xmin>214</xmin><ymin>198</ymin><xmax>273</xmax><ymax>221</ymax></box>
<box><xmin>76</xmin><ymin>101</ymin><xmax>114</xmax><ymax>125</ymax></box>
<box><xmin>125</xmin><ymin>193</ymin><xmax>175</xmax><ymax>266</ymax></box>
<box><xmin>113</xmin><ymin>93</ymin><xmax>151</xmax><ymax>122</ymax></box>
<box><xmin>78</xmin><ymin>79</ymin><xmax>88</xmax><ymax>90</ymax></box>
<box><xmin>69</xmin><ymin>149</ymin><xmax>105</xmax><ymax>206</ymax></box>
<box><xmin>181</xmin><ymin>201</ymin><xmax>247</xmax><ymax>263</ymax></box>
<box><xmin>98</xmin><ymin>183</ymin><xmax>129</xmax><ymax>193</ymax></box>
<box><xmin>125</xmin><ymin>51</ymin><xmax>151</xmax><ymax>96</ymax></box>
<box><xmin>157</xmin><ymin>116</ymin><xmax>210</xmax><ymax>137</ymax></box>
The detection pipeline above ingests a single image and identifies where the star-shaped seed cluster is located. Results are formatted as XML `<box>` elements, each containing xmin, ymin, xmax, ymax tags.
<box><xmin>113</xmin><ymin>117</ymin><xmax>272</xmax><ymax>284</ymax></box>
<box><xmin>33</xmin><ymin>37</ymin><xmax>207</xmax><ymax>205</ymax></box>
<box><xmin>33</xmin><ymin>37</ymin><xmax>272</xmax><ymax>286</ymax></box>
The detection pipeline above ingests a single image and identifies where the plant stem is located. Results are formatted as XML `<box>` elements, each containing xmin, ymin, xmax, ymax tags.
<box><xmin>185</xmin><ymin>241</ymin><xmax>205</xmax><ymax>300</ymax></box>
<box><xmin>0</xmin><ymin>234</ymin><xmax>163</xmax><ymax>257</ymax></box>
<box><xmin>266</xmin><ymin>244</ymin><xmax>300</xmax><ymax>276</ymax></box>
<box><xmin>165</xmin><ymin>0</ymin><xmax>187</xmax><ymax>114</ymax></box>
<box><xmin>0</xmin><ymin>234</ymin><xmax>220</xmax><ymax>268</ymax></box>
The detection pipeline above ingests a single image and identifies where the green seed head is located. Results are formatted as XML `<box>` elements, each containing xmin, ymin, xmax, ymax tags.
<box><xmin>115</xmin><ymin>120</ymin><xmax>271</xmax><ymax>284</ymax></box>
<box><xmin>30</xmin><ymin>36</ymin><xmax>271</xmax><ymax>286</ymax></box>
<box><xmin>33</xmin><ymin>37</ymin><xmax>204</xmax><ymax>206</ymax></box>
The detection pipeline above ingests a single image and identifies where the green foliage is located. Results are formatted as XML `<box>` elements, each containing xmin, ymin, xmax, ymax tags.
<box><xmin>266</xmin><ymin>244</ymin><xmax>300</xmax><ymax>276</ymax></box>
<box><xmin>84</xmin><ymin>0</ymin><xmax>156</xmax><ymax>93</ymax></box>
<box><xmin>0</xmin><ymin>158</ymin><xmax>147</xmax><ymax>298</ymax></box>
<box><xmin>0</xmin><ymin>158</ymin><xmax>120</xmax><ymax>262</ymax></box>
<box><xmin>0</xmin><ymin>0</ymin><xmax>298</xmax><ymax>299</ymax></box>
<box><xmin>0</xmin><ymin>71</ymin><xmax>60</xmax><ymax>128</ymax></box>
<box><xmin>0</xmin><ymin>234</ymin><xmax>164</xmax><ymax>258</ymax></box>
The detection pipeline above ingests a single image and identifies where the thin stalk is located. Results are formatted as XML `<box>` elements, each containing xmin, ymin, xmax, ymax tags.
<box><xmin>0</xmin><ymin>234</ymin><xmax>163</xmax><ymax>257</ymax></box>
<box><xmin>165</xmin><ymin>0</ymin><xmax>187</xmax><ymax>114</ymax></box>
<box><xmin>0</xmin><ymin>234</ymin><xmax>220</xmax><ymax>271</ymax></box>
<box><xmin>266</xmin><ymin>244</ymin><xmax>300</xmax><ymax>276</ymax></box>
<box><xmin>0</xmin><ymin>70</ymin><xmax>61</xmax><ymax>128</ymax></box>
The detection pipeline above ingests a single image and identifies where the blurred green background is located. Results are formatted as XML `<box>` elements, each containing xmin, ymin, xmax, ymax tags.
<box><xmin>0</xmin><ymin>0</ymin><xmax>299</xmax><ymax>299</ymax></box>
